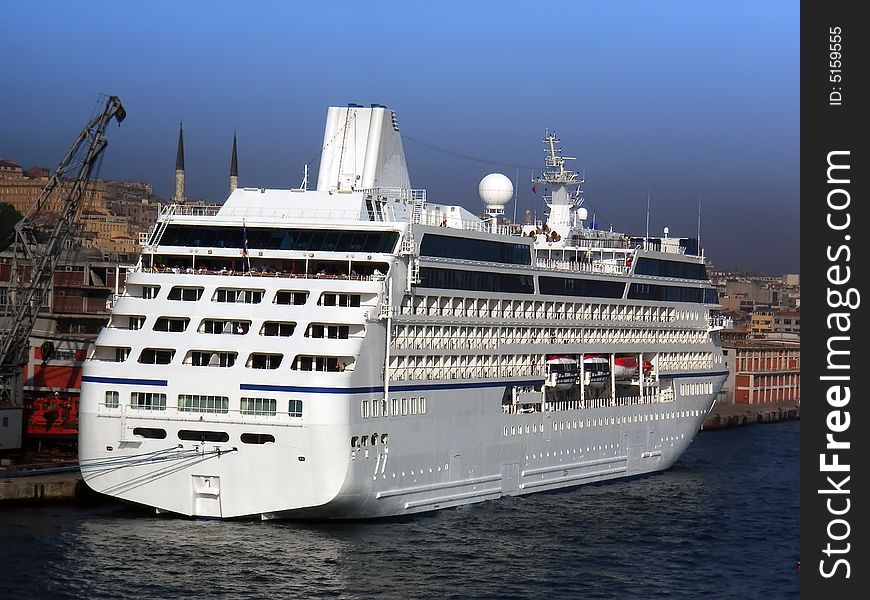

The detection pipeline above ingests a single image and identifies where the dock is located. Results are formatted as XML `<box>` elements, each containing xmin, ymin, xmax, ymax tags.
<box><xmin>703</xmin><ymin>402</ymin><xmax>799</xmax><ymax>431</ymax></box>
<box><xmin>0</xmin><ymin>471</ymin><xmax>86</xmax><ymax>504</ymax></box>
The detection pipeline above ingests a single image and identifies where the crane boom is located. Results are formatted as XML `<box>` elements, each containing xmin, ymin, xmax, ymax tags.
<box><xmin>0</xmin><ymin>95</ymin><xmax>125</xmax><ymax>408</ymax></box>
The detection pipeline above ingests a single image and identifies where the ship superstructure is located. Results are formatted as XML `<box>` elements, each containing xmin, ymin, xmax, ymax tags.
<box><xmin>78</xmin><ymin>105</ymin><xmax>729</xmax><ymax>518</ymax></box>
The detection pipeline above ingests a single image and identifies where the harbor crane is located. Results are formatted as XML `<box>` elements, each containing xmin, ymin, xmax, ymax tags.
<box><xmin>0</xmin><ymin>96</ymin><xmax>126</xmax><ymax>438</ymax></box>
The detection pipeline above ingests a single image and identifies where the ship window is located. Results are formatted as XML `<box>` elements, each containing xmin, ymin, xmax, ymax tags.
<box><xmin>241</xmin><ymin>433</ymin><xmax>275</xmax><ymax>444</ymax></box>
<box><xmin>248</xmin><ymin>353</ymin><xmax>283</xmax><ymax>370</ymax></box>
<box><xmin>260</xmin><ymin>321</ymin><xmax>296</xmax><ymax>337</ymax></box>
<box><xmin>418</xmin><ymin>267</ymin><xmax>534</xmax><ymax>294</ymax></box>
<box><xmin>141</xmin><ymin>285</ymin><xmax>161</xmax><ymax>299</ymax></box>
<box><xmin>275</xmin><ymin>290</ymin><xmax>308</xmax><ymax>305</ymax></box>
<box><xmin>188</xmin><ymin>351</ymin><xmax>237</xmax><ymax>367</ymax></box>
<box><xmin>379</xmin><ymin>399</ymin><xmax>388</xmax><ymax>417</ymax></box>
<box><xmin>153</xmin><ymin>317</ymin><xmax>190</xmax><ymax>332</ymax></box>
<box><xmin>633</xmin><ymin>258</ymin><xmax>708</xmax><ymax>280</ymax></box>
<box><xmin>410</xmin><ymin>397</ymin><xmax>418</xmax><ymax>415</ymax></box>
<box><xmin>306</xmin><ymin>324</ymin><xmax>350</xmax><ymax>339</ymax></box>
<box><xmin>167</xmin><ymin>286</ymin><xmax>203</xmax><ymax>301</ymax></box>
<box><xmin>138</xmin><ymin>348</ymin><xmax>175</xmax><ymax>364</ymax></box>
<box><xmin>178</xmin><ymin>430</ymin><xmax>229</xmax><ymax>443</ymax></box>
<box><xmin>240</xmin><ymin>397</ymin><xmax>277</xmax><ymax>416</ymax></box>
<box><xmin>110</xmin><ymin>314</ymin><xmax>146</xmax><ymax>330</ymax></box>
<box><xmin>419</xmin><ymin>233</ymin><xmax>532</xmax><ymax>265</ymax></box>
<box><xmin>104</xmin><ymin>391</ymin><xmax>119</xmax><ymax>408</ymax></box>
<box><xmin>391</xmin><ymin>398</ymin><xmax>399</xmax><ymax>416</ymax></box>
<box><xmin>380</xmin><ymin>433</ymin><xmax>388</xmax><ymax>444</ymax></box>
<box><xmin>401</xmin><ymin>398</ymin><xmax>407</xmax><ymax>416</ymax></box>
<box><xmin>178</xmin><ymin>394</ymin><xmax>229</xmax><ymax>414</ymax></box>
<box><xmin>133</xmin><ymin>427</ymin><xmax>167</xmax><ymax>439</ymax></box>
<box><xmin>351</xmin><ymin>436</ymin><xmax>359</xmax><ymax>448</ymax></box>
<box><xmin>539</xmin><ymin>276</ymin><xmax>625</xmax><ymax>299</ymax></box>
<box><xmin>130</xmin><ymin>392</ymin><xmax>167</xmax><ymax>411</ymax></box>
<box><xmin>291</xmin><ymin>356</ymin><xmax>345</xmax><ymax>372</ymax></box>
<box><xmin>372</xmin><ymin>400</ymin><xmax>381</xmax><ymax>417</ymax></box>
<box><xmin>361</xmin><ymin>400</ymin><xmax>370</xmax><ymax>418</ymax></box>
<box><xmin>370</xmin><ymin>434</ymin><xmax>378</xmax><ymax>446</ymax></box>
<box><xmin>288</xmin><ymin>399</ymin><xmax>303</xmax><ymax>418</ymax></box>
<box><xmin>214</xmin><ymin>288</ymin><xmax>264</xmax><ymax>303</ymax></box>
<box><xmin>627</xmin><ymin>283</ymin><xmax>717</xmax><ymax>304</ymax></box>
<box><xmin>201</xmin><ymin>319</ymin><xmax>250</xmax><ymax>335</ymax></box>
<box><xmin>319</xmin><ymin>293</ymin><xmax>361</xmax><ymax>307</ymax></box>
<box><xmin>159</xmin><ymin>225</ymin><xmax>399</xmax><ymax>254</ymax></box>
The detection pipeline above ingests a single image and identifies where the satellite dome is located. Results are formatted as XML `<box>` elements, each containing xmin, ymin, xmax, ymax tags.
<box><xmin>576</xmin><ymin>207</ymin><xmax>588</xmax><ymax>221</ymax></box>
<box><xmin>478</xmin><ymin>173</ymin><xmax>513</xmax><ymax>212</ymax></box>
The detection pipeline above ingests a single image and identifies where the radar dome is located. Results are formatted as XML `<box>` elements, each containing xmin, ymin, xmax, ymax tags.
<box><xmin>576</xmin><ymin>207</ymin><xmax>588</xmax><ymax>221</ymax></box>
<box><xmin>478</xmin><ymin>173</ymin><xmax>513</xmax><ymax>212</ymax></box>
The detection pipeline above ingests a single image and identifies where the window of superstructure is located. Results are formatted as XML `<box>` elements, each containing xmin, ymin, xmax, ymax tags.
<box><xmin>201</xmin><ymin>319</ymin><xmax>251</xmax><ymax>335</ymax></box>
<box><xmin>306</xmin><ymin>324</ymin><xmax>350</xmax><ymax>339</ymax></box>
<box><xmin>167</xmin><ymin>286</ymin><xmax>203</xmax><ymax>301</ymax></box>
<box><xmin>110</xmin><ymin>315</ymin><xmax>145</xmax><ymax>330</ymax></box>
<box><xmin>361</xmin><ymin>400</ymin><xmax>370</xmax><ymax>418</ymax></box>
<box><xmin>633</xmin><ymin>258</ymin><xmax>708</xmax><ymax>280</ymax></box>
<box><xmin>260</xmin><ymin>321</ymin><xmax>295</xmax><ymax>337</ymax></box>
<box><xmin>291</xmin><ymin>356</ymin><xmax>344</xmax><ymax>372</ymax></box>
<box><xmin>141</xmin><ymin>285</ymin><xmax>160</xmax><ymax>299</ymax></box>
<box><xmin>104</xmin><ymin>391</ymin><xmax>119</xmax><ymax>408</ymax></box>
<box><xmin>319</xmin><ymin>293</ymin><xmax>361</xmax><ymax>307</ymax></box>
<box><xmin>130</xmin><ymin>392</ymin><xmax>167</xmax><ymax>411</ymax></box>
<box><xmin>419</xmin><ymin>233</ymin><xmax>532</xmax><ymax>265</ymax></box>
<box><xmin>159</xmin><ymin>225</ymin><xmax>399</xmax><ymax>254</ymax></box>
<box><xmin>627</xmin><ymin>283</ymin><xmax>717</xmax><ymax>304</ymax></box>
<box><xmin>275</xmin><ymin>290</ymin><xmax>308</xmax><ymax>305</ymax></box>
<box><xmin>188</xmin><ymin>350</ymin><xmax>237</xmax><ymax>367</ymax></box>
<box><xmin>418</xmin><ymin>267</ymin><xmax>534</xmax><ymax>294</ymax></box>
<box><xmin>214</xmin><ymin>288</ymin><xmax>264</xmax><ymax>304</ymax></box>
<box><xmin>248</xmin><ymin>353</ymin><xmax>283</xmax><ymax>370</ymax></box>
<box><xmin>153</xmin><ymin>317</ymin><xmax>190</xmax><ymax>332</ymax></box>
<box><xmin>138</xmin><ymin>348</ymin><xmax>175</xmax><ymax>364</ymax></box>
<box><xmin>240</xmin><ymin>397</ymin><xmax>277</xmax><ymax>416</ymax></box>
<box><xmin>539</xmin><ymin>276</ymin><xmax>625</xmax><ymax>299</ymax></box>
<box><xmin>288</xmin><ymin>399</ymin><xmax>303</xmax><ymax>417</ymax></box>
<box><xmin>178</xmin><ymin>394</ymin><xmax>229</xmax><ymax>414</ymax></box>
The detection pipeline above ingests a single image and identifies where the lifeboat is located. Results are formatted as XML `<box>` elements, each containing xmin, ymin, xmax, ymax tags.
<box><xmin>613</xmin><ymin>355</ymin><xmax>654</xmax><ymax>381</ymax></box>
<box><xmin>581</xmin><ymin>355</ymin><xmax>610</xmax><ymax>388</ymax></box>
<box><xmin>545</xmin><ymin>356</ymin><xmax>578</xmax><ymax>390</ymax></box>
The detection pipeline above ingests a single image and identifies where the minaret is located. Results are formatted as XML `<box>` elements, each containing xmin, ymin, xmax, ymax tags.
<box><xmin>174</xmin><ymin>122</ymin><xmax>185</xmax><ymax>203</ymax></box>
<box><xmin>229</xmin><ymin>132</ymin><xmax>238</xmax><ymax>194</ymax></box>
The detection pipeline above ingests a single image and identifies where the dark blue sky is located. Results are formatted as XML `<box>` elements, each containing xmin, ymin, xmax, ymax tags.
<box><xmin>0</xmin><ymin>0</ymin><xmax>798</xmax><ymax>274</ymax></box>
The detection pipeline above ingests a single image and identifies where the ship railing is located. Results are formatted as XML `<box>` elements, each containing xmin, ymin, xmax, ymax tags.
<box><xmin>218</xmin><ymin>206</ymin><xmax>361</xmax><ymax>221</ymax></box>
<box><xmin>534</xmin><ymin>258</ymin><xmax>630</xmax><ymax>276</ymax></box>
<box><xmin>503</xmin><ymin>389</ymin><xmax>667</xmax><ymax>415</ymax></box>
<box><xmin>133</xmin><ymin>265</ymin><xmax>387</xmax><ymax>282</ymax></box>
<box><xmin>417</xmin><ymin>211</ymin><xmax>515</xmax><ymax>236</ymax></box>
<box><xmin>159</xmin><ymin>203</ymin><xmax>221</xmax><ymax>217</ymax></box>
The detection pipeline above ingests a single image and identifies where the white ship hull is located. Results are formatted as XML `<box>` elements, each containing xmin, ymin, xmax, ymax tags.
<box><xmin>80</xmin><ymin>371</ymin><xmax>724</xmax><ymax>519</ymax></box>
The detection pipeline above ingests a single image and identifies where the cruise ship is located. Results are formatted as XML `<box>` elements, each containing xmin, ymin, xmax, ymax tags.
<box><xmin>78</xmin><ymin>105</ymin><xmax>729</xmax><ymax>519</ymax></box>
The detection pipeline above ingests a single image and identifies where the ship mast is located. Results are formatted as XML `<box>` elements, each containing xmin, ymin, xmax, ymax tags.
<box><xmin>532</xmin><ymin>131</ymin><xmax>585</xmax><ymax>234</ymax></box>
